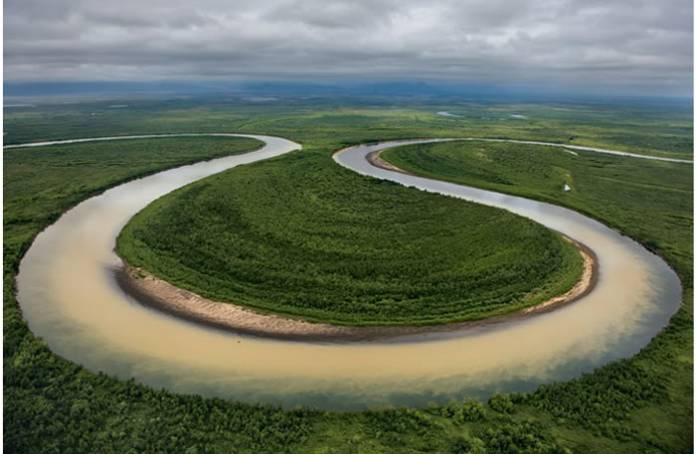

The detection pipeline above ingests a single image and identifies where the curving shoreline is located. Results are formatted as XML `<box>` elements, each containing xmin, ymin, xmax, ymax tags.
<box><xmin>116</xmin><ymin>238</ymin><xmax>596</xmax><ymax>341</ymax></box>
<box><xmin>13</xmin><ymin>133</ymin><xmax>682</xmax><ymax>408</ymax></box>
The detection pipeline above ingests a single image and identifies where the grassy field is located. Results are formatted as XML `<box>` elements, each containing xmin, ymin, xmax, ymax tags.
<box><xmin>382</xmin><ymin>140</ymin><xmax>693</xmax><ymax>261</ymax></box>
<box><xmin>4</xmin><ymin>97</ymin><xmax>692</xmax><ymax>159</ymax></box>
<box><xmin>5</xmin><ymin>136</ymin><xmax>262</xmax><ymax>249</ymax></box>
<box><xmin>4</xmin><ymin>98</ymin><xmax>693</xmax><ymax>452</ymax></box>
<box><xmin>116</xmin><ymin>149</ymin><xmax>582</xmax><ymax>325</ymax></box>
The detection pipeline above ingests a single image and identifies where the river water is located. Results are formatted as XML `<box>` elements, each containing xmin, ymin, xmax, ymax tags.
<box><xmin>15</xmin><ymin>135</ymin><xmax>682</xmax><ymax>410</ymax></box>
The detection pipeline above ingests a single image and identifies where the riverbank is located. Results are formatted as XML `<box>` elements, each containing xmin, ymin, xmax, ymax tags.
<box><xmin>116</xmin><ymin>231</ymin><xmax>597</xmax><ymax>342</ymax></box>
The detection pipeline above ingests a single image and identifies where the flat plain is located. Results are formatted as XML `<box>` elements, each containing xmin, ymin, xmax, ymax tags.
<box><xmin>4</xmin><ymin>97</ymin><xmax>693</xmax><ymax>453</ymax></box>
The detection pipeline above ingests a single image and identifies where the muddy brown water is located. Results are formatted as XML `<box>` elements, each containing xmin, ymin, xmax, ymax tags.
<box><xmin>14</xmin><ymin>135</ymin><xmax>682</xmax><ymax>410</ymax></box>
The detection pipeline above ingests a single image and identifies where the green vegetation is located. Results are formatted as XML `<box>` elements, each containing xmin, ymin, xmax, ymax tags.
<box><xmin>116</xmin><ymin>150</ymin><xmax>582</xmax><ymax>325</ymax></box>
<box><xmin>381</xmin><ymin>140</ymin><xmax>693</xmax><ymax>264</ymax></box>
<box><xmin>381</xmin><ymin>138</ymin><xmax>694</xmax><ymax>448</ymax></box>
<box><xmin>5</xmin><ymin>136</ymin><xmax>262</xmax><ymax>251</ymax></box>
<box><xmin>4</xmin><ymin>99</ymin><xmax>693</xmax><ymax>452</ymax></box>
<box><xmin>5</xmin><ymin>98</ymin><xmax>692</xmax><ymax>159</ymax></box>
<box><xmin>4</xmin><ymin>136</ymin><xmax>316</xmax><ymax>453</ymax></box>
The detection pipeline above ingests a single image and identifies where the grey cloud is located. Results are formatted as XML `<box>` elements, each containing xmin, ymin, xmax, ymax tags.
<box><xmin>4</xmin><ymin>0</ymin><xmax>693</xmax><ymax>95</ymax></box>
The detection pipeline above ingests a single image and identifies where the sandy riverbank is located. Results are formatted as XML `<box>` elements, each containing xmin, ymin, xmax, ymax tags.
<box><xmin>117</xmin><ymin>240</ymin><xmax>595</xmax><ymax>342</ymax></box>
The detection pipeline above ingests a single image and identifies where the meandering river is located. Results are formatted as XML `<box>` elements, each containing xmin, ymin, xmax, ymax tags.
<box><xmin>13</xmin><ymin>134</ymin><xmax>683</xmax><ymax>410</ymax></box>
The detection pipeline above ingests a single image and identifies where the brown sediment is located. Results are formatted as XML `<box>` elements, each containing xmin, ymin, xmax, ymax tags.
<box><xmin>366</xmin><ymin>149</ymin><xmax>408</xmax><ymax>173</ymax></box>
<box><xmin>116</xmin><ymin>237</ymin><xmax>596</xmax><ymax>342</ymax></box>
<box><xmin>366</xmin><ymin>149</ymin><xmax>409</xmax><ymax>173</ymax></box>
<box><xmin>115</xmin><ymin>144</ymin><xmax>598</xmax><ymax>342</ymax></box>
<box><xmin>522</xmin><ymin>241</ymin><xmax>596</xmax><ymax>315</ymax></box>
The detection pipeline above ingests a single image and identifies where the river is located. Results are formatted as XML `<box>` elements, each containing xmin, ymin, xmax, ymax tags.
<box><xmin>13</xmin><ymin>134</ymin><xmax>683</xmax><ymax>410</ymax></box>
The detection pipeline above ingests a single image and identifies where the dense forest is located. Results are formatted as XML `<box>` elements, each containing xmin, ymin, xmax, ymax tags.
<box><xmin>117</xmin><ymin>150</ymin><xmax>582</xmax><ymax>325</ymax></box>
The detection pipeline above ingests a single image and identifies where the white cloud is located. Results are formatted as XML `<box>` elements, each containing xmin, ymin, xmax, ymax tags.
<box><xmin>4</xmin><ymin>0</ymin><xmax>693</xmax><ymax>94</ymax></box>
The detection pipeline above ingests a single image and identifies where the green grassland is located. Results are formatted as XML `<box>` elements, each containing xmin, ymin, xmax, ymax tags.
<box><xmin>5</xmin><ymin>136</ymin><xmax>262</xmax><ymax>249</ymax></box>
<box><xmin>116</xmin><ymin>150</ymin><xmax>582</xmax><ymax>325</ymax></box>
<box><xmin>4</xmin><ymin>98</ymin><xmax>693</xmax><ymax>453</ymax></box>
<box><xmin>4</xmin><ymin>97</ymin><xmax>692</xmax><ymax>159</ymax></box>
<box><xmin>381</xmin><ymin>140</ymin><xmax>693</xmax><ymax>262</ymax></box>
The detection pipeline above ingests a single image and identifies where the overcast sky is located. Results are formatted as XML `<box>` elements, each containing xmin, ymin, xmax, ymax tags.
<box><xmin>4</xmin><ymin>0</ymin><xmax>693</xmax><ymax>95</ymax></box>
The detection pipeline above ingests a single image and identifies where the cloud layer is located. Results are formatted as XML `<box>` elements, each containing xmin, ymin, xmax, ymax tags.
<box><xmin>4</xmin><ymin>0</ymin><xmax>693</xmax><ymax>94</ymax></box>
